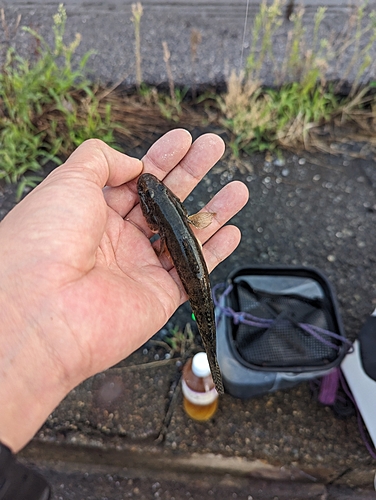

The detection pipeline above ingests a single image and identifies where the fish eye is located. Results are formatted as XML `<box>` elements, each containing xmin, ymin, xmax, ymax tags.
<box><xmin>149</xmin><ymin>188</ymin><xmax>155</xmax><ymax>199</ymax></box>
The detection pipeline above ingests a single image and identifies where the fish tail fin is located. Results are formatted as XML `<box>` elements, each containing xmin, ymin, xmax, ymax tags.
<box><xmin>207</xmin><ymin>351</ymin><xmax>225</xmax><ymax>395</ymax></box>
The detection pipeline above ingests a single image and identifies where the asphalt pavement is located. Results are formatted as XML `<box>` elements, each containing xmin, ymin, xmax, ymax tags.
<box><xmin>7</xmin><ymin>142</ymin><xmax>374</xmax><ymax>499</ymax></box>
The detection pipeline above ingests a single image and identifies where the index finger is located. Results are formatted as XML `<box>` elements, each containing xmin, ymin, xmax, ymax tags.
<box><xmin>144</xmin><ymin>131</ymin><xmax>225</xmax><ymax>200</ymax></box>
<box><xmin>105</xmin><ymin>130</ymin><xmax>225</xmax><ymax>223</ymax></box>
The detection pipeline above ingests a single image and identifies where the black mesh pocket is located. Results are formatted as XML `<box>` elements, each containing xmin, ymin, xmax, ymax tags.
<box><xmin>232</xmin><ymin>280</ymin><xmax>340</xmax><ymax>369</ymax></box>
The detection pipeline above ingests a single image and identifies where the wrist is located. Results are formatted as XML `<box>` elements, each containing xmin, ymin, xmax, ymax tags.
<box><xmin>0</xmin><ymin>282</ymin><xmax>73</xmax><ymax>452</ymax></box>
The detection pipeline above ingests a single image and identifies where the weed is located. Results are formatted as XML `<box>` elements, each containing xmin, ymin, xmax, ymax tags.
<box><xmin>222</xmin><ymin>0</ymin><xmax>376</xmax><ymax>154</ymax></box>
<box><xmin>129</xmin><ymin>5</ymin><xmax>187</xmax><ymax>123</ymax></box>
<box><xmin>221</xmin><ymin>73</ymin><xmax>273</xmax><ymax>154</ymax></box>
<box><xmin>146</xmin><ymin>40</ymin><xmax>189</xmax><ymax>122</ymax></box>
<box><xmin>133</xmin><ymin>38</ymin><xmax>188</xmax><ymax>124</ymax></box>
<box><xmin>0</xmin><ymin>4</ymin><xmax>117</xmax><ymax>193</ymax></box>
<box><xmin>156</xmin><ymin>86</ymin><xmax>189</xmax><ymax>122</ymax></box>
<box><xmin>3</xmin><ymin>0</ymin><xmax>376</xmax><ymax>188</ymax></box>
<box><xmin>164</xmin><ymin>323</ymin><xmax>195</xmax><ymax>358</ymax></box>
<box><xmin>246</xmin><ymin>0</ymin><xmax>283</xmax><ymax>82</ymax></box>
<box><xmin>162</xmin><ymin>41</ymin><xmax>175</xmax><ymax>104</ymax></box>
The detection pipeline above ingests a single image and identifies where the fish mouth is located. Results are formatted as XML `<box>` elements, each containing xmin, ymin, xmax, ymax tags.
<box><xmin>137</xmin><ymin>172</ymin><xmax>158</xmax><ymax>189</ymax></box>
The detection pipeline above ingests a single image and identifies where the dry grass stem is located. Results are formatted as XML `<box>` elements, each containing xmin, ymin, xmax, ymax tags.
<box><xmin>190</xmin><ymin>28</ymin><xmax>202</xmax><ymax>98</ymax></box>
<box><xmin>1</xmin><ymin>9</ymin><xmax>21</xmax><ymax>41</ymax></box>
<box><xmin>162</xmin><ymin>40</ymin><xmax>175</xmax><ymax>103</ymax></box>
<box><xmin>131</xmin><ymin>2</ymin><xmax>143</xmax><ymax>89</ymax></box>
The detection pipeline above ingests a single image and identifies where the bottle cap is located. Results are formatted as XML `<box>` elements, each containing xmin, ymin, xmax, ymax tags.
<box><xmin>192</xmin><ymin>352</ymin><xmax>211</xmax><ymax>378</ymax></box>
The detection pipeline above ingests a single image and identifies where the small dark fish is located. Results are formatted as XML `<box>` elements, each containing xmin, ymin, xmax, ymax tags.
<box><xmin>137</xmin><ymin>173</ymin><xmax>224</xmax><ymax>394</ymax></box>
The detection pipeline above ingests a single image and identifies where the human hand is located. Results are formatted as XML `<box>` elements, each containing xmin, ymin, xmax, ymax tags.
<box><xmin>0</xmin><ymin>129</ymin><xmax>249</xmax><ymax>451</ymax></box>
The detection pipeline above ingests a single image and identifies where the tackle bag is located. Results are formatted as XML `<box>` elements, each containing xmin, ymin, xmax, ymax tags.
<box><xmin>215</xmin><ymin>265</ymin><xmax>351</xmax><ymax>399</ymax></box>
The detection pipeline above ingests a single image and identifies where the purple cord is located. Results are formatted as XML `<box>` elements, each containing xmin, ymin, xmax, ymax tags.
<box><xmin>300</xmin><ymin>324</ymin><xmax>345</xmax><ymax>350</ymax></box>
<box><xmin>213</xmin><ymin>283</ymin><xmax>352</xmax><ymax>351</ymax></box>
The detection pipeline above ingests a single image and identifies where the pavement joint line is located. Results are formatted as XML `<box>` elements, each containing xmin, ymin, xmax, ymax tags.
<box><xmin>20</xmin><ymin>440</ymin><xmax>370</xmax><ymax>488</ymax></box>
<box><xmin>20</xmin><ymin>444</ymin><xmax>333</xmax><ymax>497</ymax></box>
<box><xmin>19</xmin><ymin>448</ymin><xmax>376</xmax><ymax>499</ymax></box>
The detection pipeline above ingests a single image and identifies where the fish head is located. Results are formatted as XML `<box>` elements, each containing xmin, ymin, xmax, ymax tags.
<box><xmin>137</xmin><ymin>173</ymin><xmax>166</xmax><ymax>229</ymax></box>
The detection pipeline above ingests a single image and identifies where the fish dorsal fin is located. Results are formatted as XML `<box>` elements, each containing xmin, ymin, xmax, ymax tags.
<box><xmin>188</xmin><ymin>211</ymin><xmax>215</xmax><ymax>229</ymax></box>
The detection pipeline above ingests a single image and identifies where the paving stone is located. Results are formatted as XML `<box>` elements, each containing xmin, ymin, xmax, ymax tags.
<box><xmin>37</xmin><ymin>362</ymin><xmax>177</xmax><ymax>443</ymax></box>
<box><xmin>164</xmin><ymin>383</ymin><xmax>370</xmax><ymax>483</ymax></box>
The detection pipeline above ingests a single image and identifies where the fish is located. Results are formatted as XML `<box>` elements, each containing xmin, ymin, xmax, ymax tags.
<box><xmin>137</xmin><ymin>172</ymin><xmax>224</xmax><ymax>395</ymax></box>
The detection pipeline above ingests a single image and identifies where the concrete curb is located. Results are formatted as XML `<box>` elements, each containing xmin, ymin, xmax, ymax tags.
<box><xmin>1</xmin><ymin>1</ymin><xmax>375</xmax><ymax>87</ymax></box>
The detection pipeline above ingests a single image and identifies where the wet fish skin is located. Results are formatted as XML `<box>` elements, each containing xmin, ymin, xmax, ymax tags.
<box><xmin>137</xmin><ymin>173</ymin><xmax>224</xmax><ymax>395</ymax></box>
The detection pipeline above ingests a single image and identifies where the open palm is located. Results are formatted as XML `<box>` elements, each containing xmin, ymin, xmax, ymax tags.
<box><xmin>0</xmin><ymin>129</ymin><xmax>248</xmax><ymax>451</ymax></box>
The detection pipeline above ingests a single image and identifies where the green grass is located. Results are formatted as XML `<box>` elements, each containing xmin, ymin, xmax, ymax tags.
<box><xmin>2</xmin><ymin>1</ymin><xmax>376</xmax><ymax>192</ymax></box>
<box><xmin>222</xmin><ymin>0</ymin><xmax>376</xmax><ymax>155</ymax></box>
<box><xmin>164</xmin><ymin>323</ymin><xmax>195</xmax><ymax>358</ymax></box>
<box><xmin>0</xmin><ymin>4</ymin><xmax>118</xmax><ymax>195</ymax></box>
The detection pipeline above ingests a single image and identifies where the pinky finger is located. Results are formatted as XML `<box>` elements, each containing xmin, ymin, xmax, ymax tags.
<box><xmin>202</xmin><ymin>225</ymin><xmax>242</xmax><ymax>274</ymax></box>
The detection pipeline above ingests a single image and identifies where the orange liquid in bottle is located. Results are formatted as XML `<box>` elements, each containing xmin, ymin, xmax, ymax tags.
<box><xmin>182</xmin><ymin>353</ymin><xmax>219</xmax><ymax>421</ymax></box>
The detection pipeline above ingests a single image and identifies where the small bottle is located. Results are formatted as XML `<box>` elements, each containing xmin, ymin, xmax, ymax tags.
<box><xmin>182</xmin><ymin>352</ymin><xmax>219</xmax><ymax>421</ymax></box>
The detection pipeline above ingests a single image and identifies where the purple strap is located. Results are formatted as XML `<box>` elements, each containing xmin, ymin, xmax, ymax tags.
<box><xmin>318</xmin><ymin>368</ymin><xmax>340</xmax><ymax>405</ymax></box>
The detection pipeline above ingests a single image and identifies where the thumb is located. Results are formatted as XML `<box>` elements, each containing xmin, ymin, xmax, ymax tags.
<box><xmin>60</xmin><ymin>138</ymin><xmax>143</xmax><ymax>188</ymax></box>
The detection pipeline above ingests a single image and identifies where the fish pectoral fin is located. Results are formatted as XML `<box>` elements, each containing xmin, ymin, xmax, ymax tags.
<box><xmin>155</xmin><ymin>236</ymin><xmax>173</xmax><ymax>265</ymax></box>
<box><xmin>155</xmin><ymin>235</ymin><xmax>166</xmax><ymax>257</ymax></box>
<box><xmin>188</xmin><ymin>211</ymin><xmax>216</xmax><ymax>229</ymax></box>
